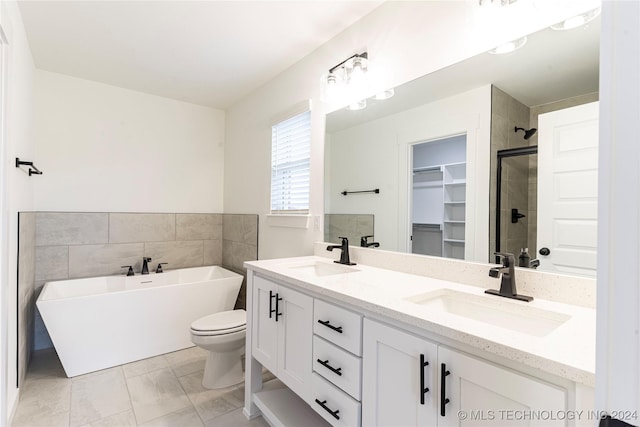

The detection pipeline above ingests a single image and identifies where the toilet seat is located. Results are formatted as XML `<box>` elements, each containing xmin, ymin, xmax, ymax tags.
<box><xmin>190</xmin><ymin>309</ymin><xmax>246</xmax><ymax>336</ymax></box>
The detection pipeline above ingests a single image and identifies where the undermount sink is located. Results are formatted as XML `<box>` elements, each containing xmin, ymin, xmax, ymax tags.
<box><xmin>286</xmin><ymin>261</ymin><xmax>359</xmax><ymax>277</ymax></box>
<box><xmin>405</xmin><ymin>289</ymin><xmax>571</xmax><ymax>337</ymax></box>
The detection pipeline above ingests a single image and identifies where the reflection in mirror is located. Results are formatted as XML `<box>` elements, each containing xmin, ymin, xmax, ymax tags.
<box><xmin>411</xmin><ymin>135</ymin><xmax>466</xmax><ymax>259</ymax></box>
<box><xmin>324</xmin><ymin>17</ymin><xmax>599</xmax><ymax>277</ymax></box>
<box><xmin>494</xmin><ymin>146</ymin><xmax>538</xmax><ymax>262</ymax></box>
<box><xmin>490</xmin><ymin>88</ymin><xmax>599</xmax><ymax>278</ymax></box>
<box><xmin>324</xmin><ymin>214</ymin><xmax>374</xmax><ymax>249</ymax></box>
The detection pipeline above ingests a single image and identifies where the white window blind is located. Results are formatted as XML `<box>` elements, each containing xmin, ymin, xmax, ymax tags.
<box><xmin>271</xmin><ymin>110</ymin><xmax>311</xmax><ymax>213</ymax></box>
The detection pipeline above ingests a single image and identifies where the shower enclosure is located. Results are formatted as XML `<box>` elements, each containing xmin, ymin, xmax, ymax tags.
<box><xmin>495</xmin><ymin>146</ymin><xmax>538</xmax><ymax>265</ymax></box>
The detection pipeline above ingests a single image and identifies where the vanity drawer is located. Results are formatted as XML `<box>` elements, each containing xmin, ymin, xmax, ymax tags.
<box><xmin>311</xmin><ymin>372</ymin><xmax>361</xmax><ymax>427</ymax></box>
<box><xmin>313</xmin><ymin>335</ymin><xmax>362</xmax><ymax>400</ymax></box>
<box><xmin>314</xmin><ymin>299</ymin><xmax>362</xmax><ymax>356</ymax></box>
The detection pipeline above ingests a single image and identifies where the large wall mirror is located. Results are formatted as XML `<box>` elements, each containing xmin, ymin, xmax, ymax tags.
<box><xmin>324</xmin><ymin>17</ymin><xmax>599</xmax><ymax>277</ymax></box>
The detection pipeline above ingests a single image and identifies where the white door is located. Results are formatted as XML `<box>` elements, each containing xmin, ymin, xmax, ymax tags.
<box><xmin>438</xmin><ymin>347</ymin><xmax>567</xmax><ymax>427</ymax></box>
<box><xmin>362</xmin><ymin>319</ymin><xmax>438</xmax><ymax>427</ymax></box>
<box><xmin>251</xmin><ymin>276</ymin><xmax>278</xmax><ymax>373</ymax></box>
<box><xmin>537</xmin><ymin>101</ymin><xmax>599</xmax><ymax>277</ymax></box>
<box><xmin>276</xmin><ymin>286</ymin><xmax>313</xmax><ymax>401</ymax></box>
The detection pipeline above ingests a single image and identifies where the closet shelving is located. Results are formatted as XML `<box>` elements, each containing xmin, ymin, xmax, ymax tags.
<box><xmin>443</xmin><ymin>162</ymin><xmax>466</xmax><ymax>259</ymax></box>
<box><xmin>412</xmin><ymin>162</ymin><xmax>466</xmax><ymax>259</ymax></box>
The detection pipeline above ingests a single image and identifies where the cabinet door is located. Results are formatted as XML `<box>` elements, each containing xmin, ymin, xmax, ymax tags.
<box><xmin>277</xmin><ymin>285</ymin><xmax>313</xmax><ymax>401</ymax></box>
<box><xmin>251</xmin><ymin>276</ymin><xmax>279</xmax><ymax>373</ymax></box>
<box><xmin>362</xmin><ymin>319</ymin><xmax>438</xmax><ymax>427</ymax></box>
<box><xmin>438</xmin><ymin>346</ymin><xmax>566</xmax><ymax>427</ymax></box>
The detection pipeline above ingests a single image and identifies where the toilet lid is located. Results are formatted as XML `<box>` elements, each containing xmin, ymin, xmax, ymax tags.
<box><xmin>191</xmin><ymin>309</ymin><xmax>246</xmax><ymax>332</ymax></box>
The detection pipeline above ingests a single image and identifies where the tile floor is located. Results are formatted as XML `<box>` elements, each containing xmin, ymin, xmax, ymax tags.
<box><xmin>12</xmin><ymin>347</ymin><xmax>276</xmax><ymax>427</ymax></box>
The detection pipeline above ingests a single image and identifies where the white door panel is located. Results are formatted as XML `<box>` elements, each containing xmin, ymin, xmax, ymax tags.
<box><xmin>537</xmin><ymin>101</ymin><xmax>599</xmax><ymax>277</ymax></box>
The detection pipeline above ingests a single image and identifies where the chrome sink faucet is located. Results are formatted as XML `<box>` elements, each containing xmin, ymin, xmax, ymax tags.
<box><xmin>326</xmin><ymin>237</ymin><xmax>356</xmax><ymax>266</ymax></box>
<box><xmin>485</xmin><ymin>252</ymin><xmax>533</xmax><ymax>302</ymax></box>
<box><xmin>141</xmin><ymin>257</ymin><xmax>152</xmax><ymax>275</ymax></box>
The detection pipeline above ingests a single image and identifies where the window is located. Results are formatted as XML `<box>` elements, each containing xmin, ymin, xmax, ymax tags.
<box><xmin>270</xmin><ymin>110</ymin><xmax>311</xmax><ymax>213</ymax></box>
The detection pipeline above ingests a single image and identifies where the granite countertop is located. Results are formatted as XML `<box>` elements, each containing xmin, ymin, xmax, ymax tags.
<box><xmin>245</xmin><ymin>256</ymin><xmax>596</xmax><ymax>387</ymax></box>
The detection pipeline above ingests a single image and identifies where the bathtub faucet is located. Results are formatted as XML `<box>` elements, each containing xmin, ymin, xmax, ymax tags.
<box><xmin>141</xmin><ymin>257</ymin><xmax>152</xmax><ymax>275</ymax></box>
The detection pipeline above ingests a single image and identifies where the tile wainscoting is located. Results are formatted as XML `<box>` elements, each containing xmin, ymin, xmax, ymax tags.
<box><xmin>17</xmin><ymin>212</ymin><xmax>258</xmax><ymax>387</ymax></box>
<box><xmin>324</xmin><ymin>213</ymin><xmax>374</xmax><ymax>248</ymax></box>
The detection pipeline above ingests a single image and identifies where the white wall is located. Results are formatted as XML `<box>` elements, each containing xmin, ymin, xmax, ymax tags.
<box><xmin>596</xmin><ymin>0</ymin><xmax>640</xmax><ymax>419</ymax></box>
<box><xmin>413</xmin><ymin>135</ymin><xmax>466</xmax><ymax>169</ymax></box>
<box><xmin>0</xmin><ymin>0</ymin><xmax>35</xmax><ymax>423</ymax></box>
<box><xmin>325</xmin><ymin>86</ymin><xmax>491</xmax><ymax>261</ymax></box>
<box><xmin>224</xmin><ymin>0</ymin><xmax>600</xmax><ymax>260</ymax></box>
<box><xmin>34</xmin><ymin>70</ymin><xmax>226</xmax><ymax>213</ymax></box>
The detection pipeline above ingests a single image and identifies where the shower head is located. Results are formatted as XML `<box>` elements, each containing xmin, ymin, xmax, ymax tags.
<box><xmin>514</xmin><ymin>127</ymin><xmax>537</xmax><ymax>140</ymax></box>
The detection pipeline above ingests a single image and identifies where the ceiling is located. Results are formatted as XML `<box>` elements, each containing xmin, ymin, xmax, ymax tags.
<box><xmin>18</xmin><ymin>1</ymin><xmax>383</xmax><ymax>109</ymax></box>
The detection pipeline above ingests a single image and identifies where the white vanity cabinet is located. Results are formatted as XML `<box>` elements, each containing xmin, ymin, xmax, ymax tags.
<box><xmin>362</xmin><ymin>319</ymin><xmax>567</xmax><ymax>427</ymax></box>
<box><xmin>310</xmin><ymin>300</ymin><xmax>363</xmax><ymax>426</ymax></box>
<box><xmin>362</xmin><ymin>318</ymin><xmax>439</xmax><ymax>426</ymax></box>
<box><xmin>251</xmin><ymin>275</ymin><xmax>313</xmax><ymax>400</ymax></box>
<box><xmin>244</xmin><ymin>260</ymin><xmax>594</xmax><ymax>427</ymax></box>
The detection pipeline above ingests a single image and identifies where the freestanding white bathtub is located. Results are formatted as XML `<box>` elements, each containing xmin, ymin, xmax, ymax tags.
<box><xmin>36</xmin><ymin>265</ymin><xmax>243</xmax><ymax>377</ymax></box>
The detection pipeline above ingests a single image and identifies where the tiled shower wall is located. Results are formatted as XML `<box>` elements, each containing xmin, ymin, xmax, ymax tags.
<box><xmin>489</xmin><ymin>86</ymin><xmax>533</xmax><ymax>259</ymax></box>
<box><xmin>17</xmin><ymin>212</ymin><xmax>257</xmax><ymax>382</ymax></box>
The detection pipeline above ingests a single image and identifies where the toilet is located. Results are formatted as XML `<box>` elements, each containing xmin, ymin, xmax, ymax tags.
<box><xmin>190</xmin><ymin>309</ymin><xmax>246</xmax><ymax>389</ymax></box>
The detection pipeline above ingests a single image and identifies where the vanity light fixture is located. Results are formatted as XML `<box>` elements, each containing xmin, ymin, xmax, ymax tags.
<box><xmin>347</xmin><ymin>99</ymin><xmax>367</xmax><ymax>111</ymax></box>
<box><xmin>487</xmin><ymin>36</ymin><xmax>527</xmax><ymax>54</ymax></box>
<box><xmin>324</xmin><ymin>52</ymin><xmax>368</xmax><ymax>87</ymax></box>
<box><xmin>550</xmin><ymin>7</ymin><xmax>601</xmax><ymax>31</ymax></box>
<box><xmin>374</xmin><ymin>88</ymin><xmax>395</xmax><ymax>100</ymax></box>
<box><xmin>322</xmin><ymin>51</ymin><xmax>368</xmax><ymax>105</ymax></box>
